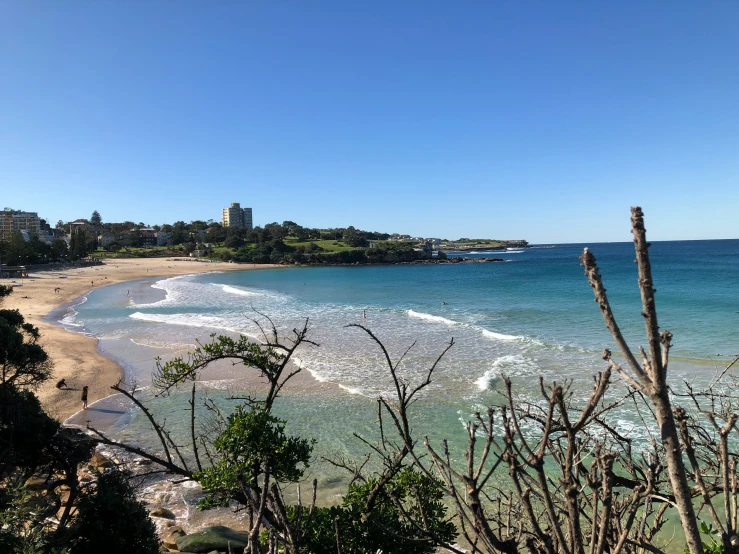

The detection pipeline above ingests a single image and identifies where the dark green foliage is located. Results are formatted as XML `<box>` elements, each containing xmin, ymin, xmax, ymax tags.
<box><xmin>0</xmin><ymin>287</ymin><xmax>58</xmax><ymax>478</ymax></box>
<box><xmin>90</xmin><ymin>211</ymin><xmax>102</xmax><ymax>226</ymax></box>
<box><xmin>0</xmin><ymin>289</ymin><xmax>156</xmax><ymax>554</ymax></box>
<box><xmin>196</xmin><ymin>407</ymin><xmax>314</xmax><ymax>509</ymax></box>
<box><xmin>0</xmin><ymin>480</ymin><xmax>61</xmax><ymax>554</ymax></box>
<box><xmin>206</xmin><ymin>225</ymin><xmax>227</xmax><ymax>245</ymax></box>
<box><xmin>68</xmin><ymin>228</ymin><xmax>91</xmax><ymax>260</ymax></box>
<box><xmin>68</xmin><ymin>470</ymin><xmax>160</xmax><ymax>554</ymax></box>
<box><xmin>224</xmin><ymin>234</ymin><xmax>244</xmax><ymax>249</ymax></box>
<box><xmin>291</xmin><ymin>467</ymin><xmax>455</xmax><ymax>554</ymax></box>
<box><xmin>0</xmin><ymin>309</ymin><xmax>53</xmax><ymax>388</ymax></box>
<box><xmin>50</xmin><ymin>238</ymin><xmax>68</xmax><ymax>261</ymax></box>
<box><xmin>684</xmin><ymin>521</ymin><xmax>725</xmax><ymax>554</ymax></box>
<box><xmin>0</xmin><ymin>232</ymin><xmax>68</xmax><ymax>265</ymax></box>
<box><xmin>0</xmin><ymin>385</ymin><xmax>59</xmax><ymax>477</ymax></box>
<box><xmin>0</xmin><ymin>231</ymin><xmax>34</xmax><ymax>265</ymax></box>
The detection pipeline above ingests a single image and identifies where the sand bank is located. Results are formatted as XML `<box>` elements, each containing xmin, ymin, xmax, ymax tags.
<box><xmin>1</xmin><ymin>258</ymin><xmax>276</xmax><ymax>420</ymax></box>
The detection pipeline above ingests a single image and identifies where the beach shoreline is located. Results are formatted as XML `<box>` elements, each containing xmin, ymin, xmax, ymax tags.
<box><xmin>1</xmin><ymin>258</ymin><xmax>277</xmax><ymax>421</ymax></box>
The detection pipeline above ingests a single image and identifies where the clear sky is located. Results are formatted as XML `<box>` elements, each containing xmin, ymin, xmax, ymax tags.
<box><xmin>1</xmin><ymin>2</ymin><xmax>738</xmax><ymax>243</ymax></box>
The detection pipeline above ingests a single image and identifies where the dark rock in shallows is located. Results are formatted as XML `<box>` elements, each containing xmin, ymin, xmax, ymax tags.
<box><xmin>175</xmin><ymin>526</ymin><xmax>248</xmax><ymax>553</ymax></box>
<box><xmin>162</xmin><ymin>526</ymin><xmax>185</xmax><ymax>550</ymax></box>
<box><xmin>150</xmin><ymin>507</ymin><xmax>176</xmax><ymax>519</ymax></box>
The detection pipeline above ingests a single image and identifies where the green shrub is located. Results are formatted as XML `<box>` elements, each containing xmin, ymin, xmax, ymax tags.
<box><xmin>69</xmin><ymin>470</ymin><xmax>160</xmax><ymax>554</ymax></box>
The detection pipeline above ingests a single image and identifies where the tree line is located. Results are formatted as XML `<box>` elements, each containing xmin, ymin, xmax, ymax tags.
<box><xmin>4</xmin><ymin>209</ymin><xmax>434</xmax><ymax>265</ymax></box>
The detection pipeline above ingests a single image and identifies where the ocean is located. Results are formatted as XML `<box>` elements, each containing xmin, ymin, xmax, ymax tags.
<box><xmin>59</xmin><ymin>239</ymin><xmax>739</xmax><ymax>505</ymax></box>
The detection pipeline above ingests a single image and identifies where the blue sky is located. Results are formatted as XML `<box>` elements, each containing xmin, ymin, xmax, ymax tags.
<box><xmin>1</xmin><ymin>2</ymin><xmax>738</xmax><ymax>243</ymax></box>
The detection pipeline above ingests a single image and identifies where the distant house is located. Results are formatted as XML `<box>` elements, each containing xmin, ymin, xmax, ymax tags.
<box><xmin>68</xmin><ymin>221</ymin><xmax>88</xmax><ymax>235</ymax></box>
<box><xmin>368</xmin><ymin>241</ymin><xmax>378</xmax><ymax>249</ymax></box>
<box><xmin>99</xmin><ymin>231</ymin><xmax>116</xmax><ymax>249</ymax></box>
<box><xmin>190</xmin><ymin>244</ymin><xmax>213</xmax><ymax>258</ymax></box>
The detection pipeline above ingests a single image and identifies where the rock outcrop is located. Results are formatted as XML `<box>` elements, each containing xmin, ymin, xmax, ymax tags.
<box><xmin>174</xmin><ymin>526</ymin><xmax>248</xmax><ymax>553</ymax></box>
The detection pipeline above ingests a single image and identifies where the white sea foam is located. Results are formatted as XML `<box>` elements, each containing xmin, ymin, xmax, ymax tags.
<box><xmin>220</xmin><ymin>284</ymin><xmax>261</xmax><ymax>296</ymax></box>
<box><xmin>475</xmin><ymin>355</ymin><xmax>539</xmax><ymax>390</ymax></box>
<box><xmin>407</xmin><ymin>310</ymin><xmax>457</xmax><ymax>326</ymax></box>
<box><xmin>129</xmin><ymin>312</ymin><xmax>244</xmax><ymax>335</ymax></box>
<box><xmin>292</xmin><ymin>356</ymin><xmax>326</xmax><ymax>383</ymax></box>
<box><xmin>480</xmin><ymin>328</ymin><xmax>520</xmax><ymax>341</ymax></box>
<box><xmin>339</xmin><ymin>384</ymin><xmax>366</xmax><ymax>396</ymax></box>
<box><xmin>408</xmin><ymin>310</ymin><xmax>530</xmax><ymax>344</ymax></box>
<box><xmin>60</xmin><ymin>295</ymin><xmax>89</xmax><ymax>327</ymax></box>
<box><xmin>61</xmin><ymin>312</ymin><xmax>83</xmax><ymax>328</ymax></box>
<box><xmin>128</xmin><ymin>338</ymin><xmax>161</xmax><ymax>348</ymax></box>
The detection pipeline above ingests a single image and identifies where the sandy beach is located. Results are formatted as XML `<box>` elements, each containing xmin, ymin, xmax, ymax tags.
<box><xmin>1</xmin><ymin>258</ymin><xmax>275</xmax><ymax>421</ymax></box>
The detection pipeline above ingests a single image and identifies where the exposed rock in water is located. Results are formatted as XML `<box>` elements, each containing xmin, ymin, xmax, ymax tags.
<box><xmin>175</xmin><ymin>526</ymin><xmax>248</xmax><ymax>553</ymax></box>
<box><xmin>163</xmin><ymin>526</ymin><xmax>186</xmax><ymax>550</ymax></box>
<box><xmin>151</xmin><ymin>507</ymin><xmax>176</xmax><ymax>520</ymax></box>
<box><xmin>89</xmin><ymin>451</ymin><xmax>114</xmax><ymax>469</ymax></box>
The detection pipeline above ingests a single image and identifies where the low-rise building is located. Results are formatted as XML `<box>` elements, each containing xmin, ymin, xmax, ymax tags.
<box><xmin>99</xmin><ymin>231</ymin><xmax>116</xmax><ymax>249</ymax></box>
<box><xmin>190</xmin><ymin>244</ymin><xmax>213</xmax><ymax>258</ymax></box>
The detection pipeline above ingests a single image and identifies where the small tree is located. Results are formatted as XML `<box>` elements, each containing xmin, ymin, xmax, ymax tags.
<box><xmin>90</xmin><ymin>210</ymin><xmax>102</xmax><ymax>226</ymax></box>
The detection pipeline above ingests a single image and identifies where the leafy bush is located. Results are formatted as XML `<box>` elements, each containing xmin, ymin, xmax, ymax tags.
<box><xmin>68</xmin><ymin>470</ymin><xmax>160</xmax><ymax>554</ymax></box>
<box><xmin>196</xmin><ymin>407</ymin><xmax>314</xmax><ymax>509</ymax></box>
<box><xmin>290</xmin><ymin>467</ymin><xmax>455</xmax><ymax>554</ymax></box>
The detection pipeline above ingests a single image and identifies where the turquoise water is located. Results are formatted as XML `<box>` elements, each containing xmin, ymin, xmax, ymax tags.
<box><xmin>62</xmin><ymin>240</ymin><xmax>739</xmax><ymax>494</ymax></box>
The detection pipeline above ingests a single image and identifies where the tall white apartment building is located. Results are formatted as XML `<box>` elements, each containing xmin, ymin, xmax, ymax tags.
<box><xmin>222</xmin><ymin>203</ymin><xmax>253</xmax><ymax>230</ymax></box>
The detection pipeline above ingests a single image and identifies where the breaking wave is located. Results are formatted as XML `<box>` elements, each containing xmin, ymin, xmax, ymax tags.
<box><xmin>475</xmin><ymin>355</ymin><xmax>540</xmax><ymax>390</ymax></box>
<box><xmin>407</xmin><ymin>310</ymin><xmax>457</xmax><ymax>326</ymax></box>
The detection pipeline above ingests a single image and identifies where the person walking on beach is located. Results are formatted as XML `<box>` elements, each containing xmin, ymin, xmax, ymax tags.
<box><xmin>81</xmin><ymin>386</ymin><xmax>89</xmax><ymax>410</ymax></box>
<box><xmin>362</xmin><ymin>309</ymin><xmax>367</xmax><ymax>325</ymax></box>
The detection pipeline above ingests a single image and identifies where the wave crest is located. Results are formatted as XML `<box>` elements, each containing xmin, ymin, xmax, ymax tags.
<box><xmin>475</xmin><ymin>355</ymin><xmax>539</xmax><ymax>390</ymax></box>
<box><xmin>480</xmin><ymin>329</ymin><xmax>520</xmax><ymax>341</ymax></box>
<box><xmin>407</xmin><ymin>310</ymin><xmax>457</xmax><ymax>326</ymax></box>
<box><xmin>220</xmin><ymin>285</ymin><xmax>261</xmax><ymax>297</ymax></box>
